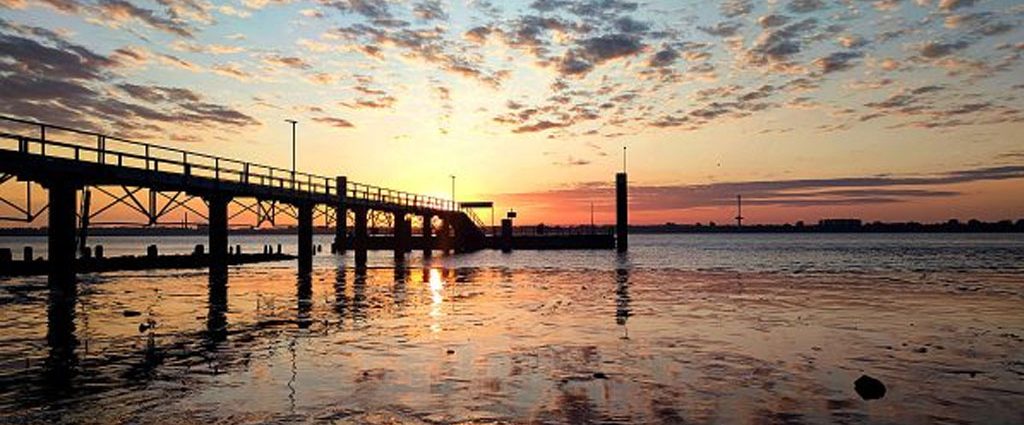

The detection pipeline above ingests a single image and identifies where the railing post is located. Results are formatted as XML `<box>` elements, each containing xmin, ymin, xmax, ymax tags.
<box><xmin>98</xmin><ymin>135</ymin><xmax>105</xmax><ymax>164</ymax></box>
<box><xmin>145</xmin><ymin>145</ymin><xmax>150</xmax><ymax>170</ymax></box>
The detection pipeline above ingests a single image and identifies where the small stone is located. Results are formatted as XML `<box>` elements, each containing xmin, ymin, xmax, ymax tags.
<box><xmin>446</xmin><ymin>349</ymin><xmax>455</xmax><ymax>355</ymax></box>
<box><xmin>854</xmin><ymin>374</ymin><xmax>886</xmax><ymax>400</ymax></box>
<box><xmin>913</xmin><ymin>346</ymin><xmax>927</xmax><ymax>353</ymax></box>
<box><xmin>123</xmin><ymin>310</ymin><xmax>142</xmax><ymax>317</ymax></box>
<box><xmin>593</xmin><ymin>372</ymin><xmax>608</xmax><ymax>379</ymax></box>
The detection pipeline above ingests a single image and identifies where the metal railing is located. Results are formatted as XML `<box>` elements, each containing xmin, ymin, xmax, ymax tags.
<box><xmin>0</xmin><ymin>115</ymin><xmax>455</xmax><ymax>211</ymax></box>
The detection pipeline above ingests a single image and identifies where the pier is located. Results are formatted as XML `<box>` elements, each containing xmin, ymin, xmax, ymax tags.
<box><xmin>0</xmin><ymin>116</ymin><xmax>628</xmax><ymax>282</ymax></box>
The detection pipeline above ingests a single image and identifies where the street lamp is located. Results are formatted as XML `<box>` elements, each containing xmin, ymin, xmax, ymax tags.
<box><xmin>285</xmin><ymin>119</ymin><xmax>297</xmax><ymax>188</ymax></box>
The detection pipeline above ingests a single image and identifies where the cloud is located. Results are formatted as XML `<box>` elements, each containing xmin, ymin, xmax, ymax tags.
<box><xmin>813</xmin><ymin>51</ymin><xmax>863</xmax><ymax>73</ymax></box>
<box><xmin>412</xmin><ymin>0</ymin><xmax>446</xmax><ymax>21</ymax></box>
<box><xmin>513</xmin><ymin>120</ymin><xmax>572</xmax><ymax>133</ymax></box>
<box><xmin>721</xmin><ymin>0</ymin><xmax>753</xmax><ymax>18</ymax></box>
<box><xmin>312</xmin><ymin>116</ymin><xmax>356</xmax><ymax>128</ymax></box>
<box><xmin>743</xmin><ymin>18</ymin><xmax>817</xmax><ymax>67</ymax></box>
<box><xmin>171</xmin><ymin>40</ymin><xmax>245</xmax><ymax>54</ymax></box>
<box><xmin>263</xmin><ymin>54</ymin><xmax>310</xmax><ymax>69</ymax></box>
<box><xmin>97</xmin><ymin>0</ymin><xmax>195</xmax><ymax>38</ymax></box>
<box><xmin>0</xmin><ymin>22</ymin><xmax>257</xmax><ymax>135</ymax></box>
<box><xmin>495</xmin><ymin>165</ymin><xmax>1024</xmax><ymax>212</ymax></box>
<box><xmin>918</xmin><ymin>40</ymin><xmax>969</xmax><ymax>58</ymax></box>
<box><xmin>648</xmin><ymin>47</ymin><xmax>679</xmax><ymax>67</ymax></box>
<box><xmin>787</xmin><ymin>0</ymin><xmax>826</xmax><ymax>14</ymax></box>
<box><xmin>938</xmin><ymin>0</ymin><xmax>977</xmax><ymax>11</ymax></box>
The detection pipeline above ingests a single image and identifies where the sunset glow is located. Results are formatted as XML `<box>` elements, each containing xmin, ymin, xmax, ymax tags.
<box><xmin>1</xmin><ymin>0</ymin><xmax>1022</xmax><ymax>225</ymax></box>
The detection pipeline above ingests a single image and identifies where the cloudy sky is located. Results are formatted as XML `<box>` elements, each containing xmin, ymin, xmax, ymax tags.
<box><xmin>1</xmin><ymin>0</ymin><xmax>1022</xmax><ymax>225</ymax></box>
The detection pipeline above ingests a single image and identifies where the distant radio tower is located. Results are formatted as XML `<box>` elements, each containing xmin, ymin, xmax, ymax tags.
<box><xmin>735</xmin><ymin>195</ymin><xmax>744</xmax><ymax>228</ymax></box>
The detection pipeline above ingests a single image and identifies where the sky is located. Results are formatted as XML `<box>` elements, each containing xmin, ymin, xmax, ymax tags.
<box><xmin>0</xmin><ymin>0</ymin><xmax>1023</xmax><ymax>226</ymax></box>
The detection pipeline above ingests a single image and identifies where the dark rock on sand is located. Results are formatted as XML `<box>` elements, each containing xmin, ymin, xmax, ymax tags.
<box><xmin>123</xmin><ymin>310</ymin><xmax>142</xmax><ymax>317</ymax></box>
<box><xmin>855</xmin><ymin>374</ymin><xmax>886</xmax><ymax>400</ymax></box>
<box><xmin>593</xmin><ymin>372</ymin><xmax>608</xmax><ymax>379</ymax></box>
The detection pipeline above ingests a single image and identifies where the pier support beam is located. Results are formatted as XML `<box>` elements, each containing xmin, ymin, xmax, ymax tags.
<box><xmin>394</xmin><ymin>213</ymin><xmax>410</xmax><ymax>260</ymax></box>
<box><xmin>616</xmin><ymin>172</ymin><xmax>628</xmax><ymax>253</ymax></box>
<box><xmin>334</xmin><ymin>176</ymin><xmax>347</xmax><ymax>255</ymax></box>
<box><xmin>47</xmin><ymin>181</ymin><xmax>78</xmax><ymax>288</ymax></box>
<box><xmin>439</xmin><ymin>217</ymin><xmax>452</xmax><ymax>254</ymax></box>
<box><xmin>207</xmin><ymin>195</ymin><xmax>230</xmax><ymax>274</ymax></box>
<box><xmin>298</xmin><ymin>202</ymin><xmax>313</xmax><ymax>274</ymax></box>
<box><xmin>354</xmin><ymin>207</ymin><xmax>368</xmax><ymax>266</ymax></box>
<box><xmin>421</xmin><ymin>214</ymin><xmax>433</xmax><ymax>257</ymax></box>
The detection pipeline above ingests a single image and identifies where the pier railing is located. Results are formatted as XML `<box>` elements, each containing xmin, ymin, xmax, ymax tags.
<box><xmin>0</xmin><ymin>115</ymin><xmax>455</xmax><ymax>211</ymax></box>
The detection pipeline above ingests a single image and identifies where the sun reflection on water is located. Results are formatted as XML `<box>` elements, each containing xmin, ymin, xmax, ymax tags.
<box><xmin>428</xmin><ymin>268</ymin><xmax>444</xmax><ymax>333</ymax></box>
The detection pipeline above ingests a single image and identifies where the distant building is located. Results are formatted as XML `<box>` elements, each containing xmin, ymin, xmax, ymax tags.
<box><xmin>818</xmin><ymin>219</ymin><xmax>862</xmax><ymax>232</ymax></box>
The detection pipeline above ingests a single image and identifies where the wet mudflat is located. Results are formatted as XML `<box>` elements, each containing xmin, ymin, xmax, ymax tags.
<box><xmin>1</xmin><ymin>266</ymin><xmax>1021</xmax><ymax>424</ymax></box>
<box><xmin>0</xmin><ymin>234</ymin><xmax>1022</xmax><ymax>424</ymax></box>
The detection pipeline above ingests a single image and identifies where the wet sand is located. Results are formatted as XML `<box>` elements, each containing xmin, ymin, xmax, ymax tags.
<box><xmin>1</xmin><ymin>262</ymin><xmax>1021</xmax><ymax>424</ymax></box>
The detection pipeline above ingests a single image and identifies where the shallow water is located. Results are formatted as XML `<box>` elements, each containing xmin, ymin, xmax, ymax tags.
<box><xmin>0</xmin><ymin>234</ymin><xmax>1022</xmax><ymax>424</ymax></box>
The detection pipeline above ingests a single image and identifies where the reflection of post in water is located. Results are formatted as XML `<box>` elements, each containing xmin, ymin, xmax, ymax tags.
<box><xmin>392</xmin><ymin>262</ymin><xmax>408</xmax><ymax>307</ymax></box>
<box><xmin>205</xmin><ymin>268</ymin><xmax>229</xmax><ymax>345</ymax></box>
<box><xmin>351</xmin><ymin>266</ymin><xmax>367</xmax><ymax>322</ymax></box>
<box><xmin>44</xmin><ymin>279</ymin><xmax>79</xmax><ymax>395</ymax></box>
<box><xmin>333</xmin><ymin>266</ymin><xmax>348</xmax><ymax>321</ymax></box>
<box><xmin>296</xmin><ymin>272</ymin><xmax>313</xmax><ymax>329</ymax></box>
<box><xmin>615</xmin><ymin>266</ymin><xmax>631</xmax><ymax>338</ymax></box>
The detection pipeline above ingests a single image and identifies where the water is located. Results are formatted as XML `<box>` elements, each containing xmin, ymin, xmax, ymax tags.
<box><xmin>0</xmin><ymin>234</ymin><xmax>1022</xmax><ymax>424</ymax></box>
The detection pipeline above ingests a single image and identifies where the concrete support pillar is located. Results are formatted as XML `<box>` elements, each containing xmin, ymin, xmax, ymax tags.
<box><xmin>47</xmin><ymin>182</ymin><xmax>78</xmax><ymax>289</ymax></box>
<box><xmin>207</xmin><ymin>195</ymin><xmax>230</xmax><ymax>274</ymax></box>
<box><xmin>394</xmin><ymin>213</ymin><xmax>410</xmax><ymax>260</ymax></box>
<box><xmin>421</xmin><ymin>214</ymin><xmax>433</xmax><ymax>257</ymax></box>
<box><xmin>616</xmin><ymin>172</ymin><xmax>628</xmax><ymax>252</ymax></box>
<box><xmin>334</xmin><ymin>176</ymin><xmax>347</xmax><ymax>255</ymax></box>
<box><xmin>439</xmin><ymin>217</ymin><xmax>452</xmax><ymax>254</ymax></box>
<box><xmin>354</xmin><ymin>207</ymin><xmax>368</xmax><ymax>266</ymax></box>
<box><xmin>501</xmin><ymin>218</ymin><xmax>513</xmax><ymax>253</ymax></box>
<box><xmin>298</xmin><ymin>202</ymin><xmax>313</xmax><ymax>274</ymax></box>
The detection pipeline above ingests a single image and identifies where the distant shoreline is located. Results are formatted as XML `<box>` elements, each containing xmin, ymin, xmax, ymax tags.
<box><xmin>0</xmin><ymin>220</ymin><xmax>1021</xmax><ymax>236</ymax></box>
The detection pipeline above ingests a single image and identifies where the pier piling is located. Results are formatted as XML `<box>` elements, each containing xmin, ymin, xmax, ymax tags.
<box><xmin>207</xmin><ymin>195</ymin><xmax>230</xmax><ymax>274</ymax></box>
<box><xmin>354</xmin><ymin>207</ymin><xmax>368</xmax><ymax>265</ymax></box>
<box><xmin>46</xmin><ymin>181</ymin><xmax>78</xmax><ymax>288</ymax></box>
<box><xmin>298</xmin><ymin>203</ymin><xmax>313</xmax><ymax>274</ymax></box>
<box><xmin>422</xmin><ymin>214</ymin><xmax>433</xmax><ymax>257</ymax></box>
<box><xmin>335</xmin><ymin>176</ymin><xmax>347</xmax><ymax>255</ymax></box>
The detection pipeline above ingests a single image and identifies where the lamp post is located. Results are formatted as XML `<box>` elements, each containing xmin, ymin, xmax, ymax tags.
<box><xmin>285</xmin><ymin>119</ymin><xmax>297</xmax><ymax>188</ymax></box>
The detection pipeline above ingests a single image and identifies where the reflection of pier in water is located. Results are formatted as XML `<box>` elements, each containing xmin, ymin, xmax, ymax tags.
<box><xmin>5</xmin><ymin>260</ymin><xmax>644</xmax><ymax>421</ymax></box>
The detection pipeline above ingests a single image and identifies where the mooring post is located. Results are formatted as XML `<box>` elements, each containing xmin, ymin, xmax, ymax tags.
<box><xmin>501</xmin><ymin>218</ymin><xmax>513</xmax><ymax>253</ymax></box>
<box><xmin>354</xmin><ymin>207</ymin><xmax>368</xmax><ymax>266</ymax></box>
<box><xmin>207</xmin><ymin>194</ymin><xmax>230</xmax><ymax>274</ymax></box>
<box><xmin>47</xmin><ymin>181</ymin><xmax>78</xmax><ymax>289</ymax></box>
<box><xmin>616</xmin><ymin>172</ymin><xmax>628</xmax><ymax>252</ymax></box>
<box><xmin>421</xmin><ymin>214</ymin><xmax>433</xmax><ymax>257</ymax></box>
<box><xmin>298</xmin><ymin>202</ymin><xmax>314</xmax><ymax>274</ymax></box>
<box><xmin>334</xmin><ymin>176</ymin><xmax>347</xmax><ymax>255</ymax></box>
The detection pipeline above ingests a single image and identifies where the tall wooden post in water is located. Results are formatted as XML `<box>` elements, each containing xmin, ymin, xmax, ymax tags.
<box><xmin>616</xmin><ymin>172</ymin><xmax>628</xmax><ymax>252</ymax></box>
